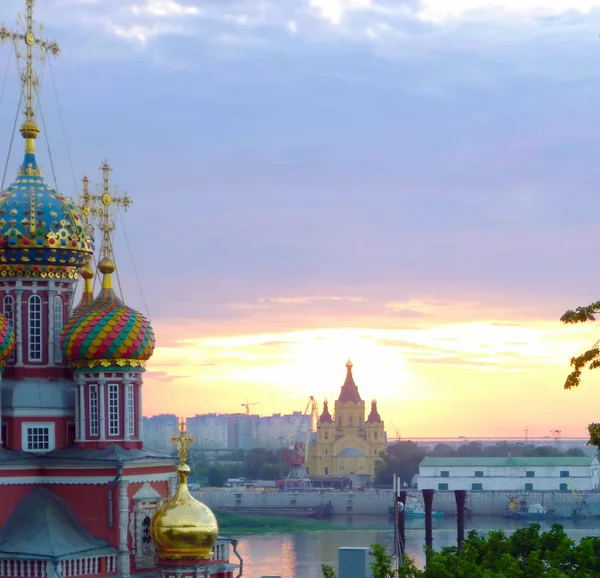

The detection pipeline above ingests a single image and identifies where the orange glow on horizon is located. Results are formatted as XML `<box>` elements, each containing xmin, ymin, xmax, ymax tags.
<box><xmin>142</xmin><ymin>298</ymin><xmax>600</xmax><ymax>439</ymax></box>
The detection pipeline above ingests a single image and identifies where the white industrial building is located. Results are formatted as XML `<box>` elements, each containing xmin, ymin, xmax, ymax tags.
<box><xmin>418</xmin><ymin>456</ymin><xmax>600</xmax><ymax>492</ymax></box>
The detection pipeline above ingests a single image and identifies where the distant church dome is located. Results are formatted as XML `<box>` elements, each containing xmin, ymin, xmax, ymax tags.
<box><xmin>0</xmin><ymin>122</ymin><xmax>93</xmax><ymax>278</ymax></box>
<box><xmin>61</xmin><ymin>258</ymin><xmax>154</xmax><ymax>368</ymax></box>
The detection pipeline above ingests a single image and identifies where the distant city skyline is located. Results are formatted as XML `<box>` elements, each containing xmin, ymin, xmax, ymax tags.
<box><xmin>3</xmin><ymin>0</ymin><xmax>600</xmax><ymax>438</ymax></box>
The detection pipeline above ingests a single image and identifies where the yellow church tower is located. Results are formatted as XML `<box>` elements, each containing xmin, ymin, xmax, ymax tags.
<box><xmin>307</xmin><ymin>360</ymin><xmax>385</xmax><ymax>485</ymax></box>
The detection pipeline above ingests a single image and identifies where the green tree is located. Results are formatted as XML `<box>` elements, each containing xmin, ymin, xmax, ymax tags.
<box><xmin>207</xmin><ymin>467</ymin><xmax>225</xmax><ymax>487</ymax></box>
<box><xmin>375</xmin><ymin>441</ymin><xmax>427</xmax><ymax>486</ymax></box>
<box><xmin>560</xmin><ymin>302</ymin><xmax>600</xmax><ymax>447</ymax></box>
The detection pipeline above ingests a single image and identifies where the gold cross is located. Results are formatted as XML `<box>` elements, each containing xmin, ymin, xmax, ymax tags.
<box><xmin>171</xmin><ymin>419</ymin><xmax>194</xmax><ymax>465</ymax></box>
<box><xmin>0</xmin><ymin>0</ymin><xmax>60</xmax><ymax>125</ymax></box>
<box><xmin>80</xmin><ymin>161</ymin><xmax>132</xmax><ymax>263</ymax></box>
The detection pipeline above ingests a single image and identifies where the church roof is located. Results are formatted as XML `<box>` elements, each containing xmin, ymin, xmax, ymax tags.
<box><xmin>337</xmin><ymin>359</ymin><xmax>362</xmax><ymax>404</ymax></box>
<box><xmin>1</xmin><ymin>378</ymin><xmax>74</xmax><ymax>411</ymax></box>
<box><xmin>0</xmin><ymin>444</ymin><xmax>174</xmax><ymax>467</ymax></box>
<box><xmin>0</xmin><ymin>487</ymin><xmax>116</xmax><ymax>560</ymax></box>
<box><xmin>319</xmin><ymin>400</ymin><xmax>333</xmax><ymax>423</ymax></box>
<box><xmin>366</xmin><ymin>400</ymin><xmax>382</xmax><ymax>423</ymax></box>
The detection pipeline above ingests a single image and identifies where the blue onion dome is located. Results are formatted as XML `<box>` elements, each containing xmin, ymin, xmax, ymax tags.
<box><xmin>0</xmin><ymin>121</ymin><xmax>93</xmax><ymax>279</ymax></box>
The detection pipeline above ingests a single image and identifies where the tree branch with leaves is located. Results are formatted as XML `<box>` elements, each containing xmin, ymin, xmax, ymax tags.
<box><xmin>561</xmin><ymin>301</ymin><xmax>600</xmax><ymax>447</ymax></box>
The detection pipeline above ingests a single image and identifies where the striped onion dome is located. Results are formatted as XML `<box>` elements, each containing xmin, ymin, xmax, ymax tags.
<box><xmin>62</xmin><ymin>264</ymin><xmax>95</xmax><ymax>340</ymax></box>
<box><xmin>0</xmin><ymin>314</ymin><xmax>15</xmax><ymax>368</ymax></box>
<box><xmin>61</xmin><ymin>259</ymin><xmax>154</xmax><ymax>368</ymax></box>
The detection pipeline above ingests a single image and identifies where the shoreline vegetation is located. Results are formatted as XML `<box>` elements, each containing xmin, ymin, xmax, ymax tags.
<box><xmin>214</xmin><ymin>511</ymin><xmax>387</xmax><ymax>533</ymax></box>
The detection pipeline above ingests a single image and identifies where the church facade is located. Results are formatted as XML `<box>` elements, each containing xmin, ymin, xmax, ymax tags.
<box><xmin>307</xmin><ymin>360</ymin><xmax>385</xmax><ymax>484</ymax></box>
<box><xmin>0</xmin><ymin>2</ymin><xmax>240</xmax><ymax>577</ymax></box>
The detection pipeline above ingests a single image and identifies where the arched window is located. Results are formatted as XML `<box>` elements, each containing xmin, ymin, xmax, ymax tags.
<box><xmin>53</xmin><ymin>296</ymin><xmax>63</xmax><ymax>363</ymax></box>
<box><xmin>348</xmin><ymin>416</ymin><xmax>353</xmax><ymax>427</ymax></box>
<box><xmin>28</xmin><ymin>295</ymin><xmax>42</xmax><ymax>362</ymax></box>
<box><xmin>3</xmin><ymin>295</ymin><xmax>14</xmax><ymax>362</ymax></box>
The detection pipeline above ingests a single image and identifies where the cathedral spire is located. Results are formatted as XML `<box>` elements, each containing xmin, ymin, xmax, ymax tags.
<box><xmin>337</xmin><ymin>359</ymin><xmax>362</xmax><ymax>403</ymax></box>
<box><xmin>0</xmin><ymin>0</ymin><xmax>60</xmax><ymax>176</ymax></box>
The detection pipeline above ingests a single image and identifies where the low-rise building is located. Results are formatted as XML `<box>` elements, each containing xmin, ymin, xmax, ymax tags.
<box><xmin>418</xmin><ymin>456</ymin><xmax>600</xmax><ymax>492</ymax></box>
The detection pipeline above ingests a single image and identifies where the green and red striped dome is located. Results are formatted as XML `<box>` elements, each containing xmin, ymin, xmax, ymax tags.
<box><xmin>0</xmin><ymin>314</ymin><xmax>14</xmax><ymax>367</ymax></box>
<box><xmin>61</xmin><ymin>281</ymin><xmax>154</xmax><ymax>369</ymax></box>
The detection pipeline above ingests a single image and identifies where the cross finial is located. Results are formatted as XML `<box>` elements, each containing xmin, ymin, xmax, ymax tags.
<box><xmin>82</xmin><ymin>160</ymin><xmax>132</xmax><ymax>264</ymax></box>
<box><xmin>0</xmin><ymin>0</ymin><xmax>60</xmax><ymax>127</ymax></box>
<box><xmin>171</xmin><ymin>419</ymin><xmax>194</xmax><ymax>466</ymax></box>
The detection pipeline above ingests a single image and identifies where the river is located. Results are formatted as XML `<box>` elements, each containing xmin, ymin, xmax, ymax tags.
<box><xmin>232</xmin><ymin>515</ymin><xmax>600</xmax><ymax>578</ymax></box>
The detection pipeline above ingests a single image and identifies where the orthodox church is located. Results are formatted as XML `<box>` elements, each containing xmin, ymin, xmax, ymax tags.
<box><xmin>307</xmin><ymin>360</ymin><xmax>386</xmax><ymax>485</ymax></box>
<box><xmin>0</xmin><ymin>2</ymin><xmax>239</xmax><ymax>577</ymax></box>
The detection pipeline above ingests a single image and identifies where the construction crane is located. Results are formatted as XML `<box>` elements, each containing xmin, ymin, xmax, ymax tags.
<box><xmin>284</xmin><ymin>396</ymin><xmax>319</xmax><ymax>491</ymax></box>
<box><xmin>241</xmin><ymin>399</ymin><xmax>260</xmax><ymax>416</ymax></box>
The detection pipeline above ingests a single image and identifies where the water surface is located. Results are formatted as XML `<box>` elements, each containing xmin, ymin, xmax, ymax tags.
<box><xmin>233</xmin><ymin>515</ymin><xmax>600</xmax><ymax>578</ymax></box>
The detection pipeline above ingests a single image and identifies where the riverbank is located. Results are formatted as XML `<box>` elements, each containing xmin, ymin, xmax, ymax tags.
<box><xmin>215</xmin><ymin>511</ymin><xmax>341</xmax><ymax>534</ymax></box>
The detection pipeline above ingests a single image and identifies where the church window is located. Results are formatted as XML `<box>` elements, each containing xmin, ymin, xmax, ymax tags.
<box><xmin>108</xmin><ymin>384</ymin><xmax>119</xmax><ymax>436</ymax></box>
<box><xmin>3</xmin><ymin>296</ymin><xmax>14</xmax><ymax>362</ymax></box>
<box><xmin>89</xmin><ymin>385</ymin><xmax>99</xmax><ymax>436</ymax></box>
<box><xmin>22</xmin><ymin>422</ymin><xmax>54</xmax><ymax>452</ymax></box>
<box><xmin>324</xmin><ymin>431</ymin><xmax>329</xmax><ymax>440</ymax></box>
<box><xmin>348</xmin><ymin>417</ymin><xmax>353</xmax><ymax>427</ymax></box>
<box><xmin>142</xmin><ymin>517</ymin><xmax>152</xmax><ymax>544</ymax></box>
<box><xmin>28</xmin><ymin>294</ymin><xmax>42</xmax><ymax>362</ymax></box>
<box><xmin>325</xmin><ymin>467</ymin><xmax>329</xmax><ymax>475</ymax></box>
<box><xmin>374</xmin><ymin>431</ymin><xmax>378</xmax><ymax>440</ymax></box>
<box><xmin>53</xmin><ymin>296</ymin><xmax>63</xmax><ymax>363</ymax></box>
<box><xmin>127</xmin><ymin>384</ymin><xmax>135</xmax><ymax>437</ymax></box>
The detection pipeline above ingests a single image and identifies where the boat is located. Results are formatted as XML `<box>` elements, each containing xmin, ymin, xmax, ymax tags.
<box><xmin>388</xmin><ymin>503</ymin><xmax>444</xmax><ymax>519</ymax></box>
<box><xmin>503</xmin><ymin>498</ymin><xmax>550</xmax><ymax>520</ymax></box>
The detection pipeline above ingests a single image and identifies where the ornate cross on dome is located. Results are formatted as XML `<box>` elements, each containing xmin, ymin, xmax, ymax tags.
<box><xmin>0</xmin><ymin>0</ymin><xmax>60</xmax><ymax>126</ymax></box>
<box><xmin>81</xmin><ymin>161</ymin><xmax>132</xmax><ymax>263</ymax></box>
<box><xmin>171</xmin><ymin>419</ymin><xmax>194</xmax><ymax>466</ymax></box>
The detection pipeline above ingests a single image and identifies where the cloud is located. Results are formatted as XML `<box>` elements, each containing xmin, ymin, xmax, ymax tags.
<box><xmin>308</xmin><ymin>0</ymin><xmax>375</xmax><ymax>24</ymax></box>
<box><xmin>131</xmin><ymin>0</ymin><xmax>199</xmax><ymax>17</ymax></box>
<box><xmin>415</xmin><ymin>0</ymin><xmax>600</xmax><ymax>23</ymax></box>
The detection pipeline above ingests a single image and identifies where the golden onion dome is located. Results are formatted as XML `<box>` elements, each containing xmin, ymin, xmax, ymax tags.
<box><xmin>151</xmin><ymin>431</ymin><xmax>218</xmax><ymax>560</ymax></box>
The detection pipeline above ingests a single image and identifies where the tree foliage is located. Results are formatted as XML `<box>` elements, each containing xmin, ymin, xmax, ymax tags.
<box><xmin>560</xmin><ymin>301</ymin><xmax>600</xmax><ymax>447</ymax></box>
<box><xmin>322</xmin><ymin>525</ymin><xmax>600</xmax><ymax>578</ymax></box>
<box><xmin>560</xmin><ymin>301</ymin><xmax>600</xmax><ymax>390</ymax></box>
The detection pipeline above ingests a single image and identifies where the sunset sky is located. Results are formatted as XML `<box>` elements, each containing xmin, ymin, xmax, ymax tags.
<box><xmin>2</xmin><ymin>0</ymin><xmax>600</xmax><ymax>437</ymax></box>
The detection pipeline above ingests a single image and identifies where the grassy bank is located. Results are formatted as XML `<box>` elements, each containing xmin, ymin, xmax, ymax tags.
<box><xmin>214</xmin><ymin>510</ymin><xmax>340</xmax><ymax>533</ymax></box>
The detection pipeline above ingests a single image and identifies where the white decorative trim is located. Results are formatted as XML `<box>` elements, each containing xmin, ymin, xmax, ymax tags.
<box><xmin>48</xmin><ymin>290</ymin><xmax>55</xmax><ymax>366</ymax></box>
<box><xmin>99</xmin><ymin>381</ymin><xmax>106</xmax><ymax>441</ymax></box>
<box><xmin>133</xmin><ymin>482</ymin><xmax>162</xmax><ymax>501</ymax></box>
<box><xmin>118</xmin><ymin>479</ymin><xmax>131</xmax><ymax>577</ymax></box>
<box><xmin>4</xmin><ymin>408</ymin><xmax>74</xmax><ymax>418</ymax></box>
<box><xmin>133</xmin><ymin>484</ymin><xmax>162</xmax><ymax>569</ymax></box>
<box><xmin>168</xmin><ymin>475</ymin><xmax>178</xmax><ymax>499</ymax></box>
<box><xmin>15</xmin><ymin>290</ymin><xmax>22</xmax><ymax>367</ymax></box>
<box><xmin>0</xmin><ymin>472</ymin><xmax>177</xmax><ymax>485</ymax></box>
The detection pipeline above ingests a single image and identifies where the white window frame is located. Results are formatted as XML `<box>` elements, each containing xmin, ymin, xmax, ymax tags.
<box><xmin>127</xmin><ymin>383</ymin><xmax>135</xmax><ymax>437</ymax></box>
<box><xmin>89</xmin><ymin>384</ymin><xmax>99</xmax><ymax>436</ymax></box>
<box><xmin>21</xmin><ymin>422</ymin><xmax>55</xmax><ymax>453</ymax></box>
<box><xmin>53</xmin><ymin>295</ymin><xmax>63</xmax><ymax>363</ymax></box>
<box><xmin>3</xmin><ymin>295</ymin><xmax>14</xmax><ymax>362</ymax></box>
<box><xmin>108</xmin><ymin>383</ymin><xmax>119</xmax><ymax>436</ymax></box>
<box><xmin>28</xmin><ymin>294</ymin><xmax>42</xmax><ymax>362</ymax></box>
